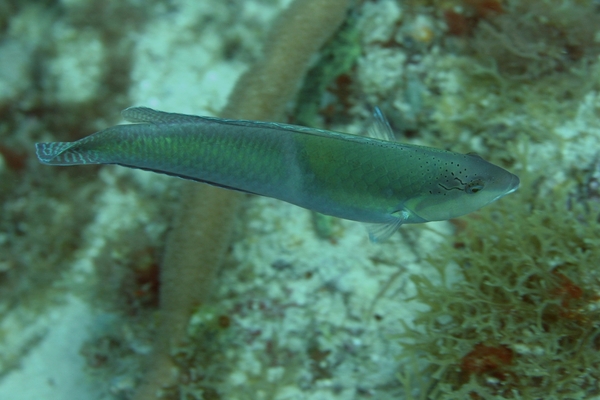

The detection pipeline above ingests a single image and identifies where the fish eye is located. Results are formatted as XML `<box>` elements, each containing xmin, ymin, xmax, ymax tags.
<box><xmin>465</xmin><ymin>179</ymin><xmax>484</xmax><ymax>194</ymax></box>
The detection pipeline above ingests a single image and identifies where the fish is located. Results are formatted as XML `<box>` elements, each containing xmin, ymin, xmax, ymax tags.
<box><xmin>35</xmin><ymin>107</ymin><xmax>520</xmax><ymax>241</ymax></box>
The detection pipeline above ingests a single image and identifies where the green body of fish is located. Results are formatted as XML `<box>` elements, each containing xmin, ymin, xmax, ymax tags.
<box><xmin>35</xmin><ymin>107</ymin><xmax>519</xmax><ymax>241</ymax></box>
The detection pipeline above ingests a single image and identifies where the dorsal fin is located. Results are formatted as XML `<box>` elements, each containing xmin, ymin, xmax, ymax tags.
<box><xmin>121</xmin><ymin>107</ymin><xmax>205</xmax><ymax>124</ymax></box>
<box><xmin>366</xmin><ymin>107</ymin><xmax>396</xmax><ymax>142</ymax></box>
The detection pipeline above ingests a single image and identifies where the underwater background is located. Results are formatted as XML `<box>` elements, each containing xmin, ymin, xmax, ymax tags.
<box><xmin>1</xmin><ymin>0</ymin><xmax>600</xmax><ymax>399</ymax></box>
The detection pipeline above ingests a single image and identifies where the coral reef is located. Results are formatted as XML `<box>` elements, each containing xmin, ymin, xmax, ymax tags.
<box><xmin>2</xmin><ymin>0</ymin><xmax>600</xmax><ymax>399</ymax></box>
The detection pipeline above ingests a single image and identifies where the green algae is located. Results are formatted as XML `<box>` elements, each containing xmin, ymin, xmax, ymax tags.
<box><xmin>294</xmin><ymin>13</ymin><xmax>362</xmax><ymax>128</ymax></box>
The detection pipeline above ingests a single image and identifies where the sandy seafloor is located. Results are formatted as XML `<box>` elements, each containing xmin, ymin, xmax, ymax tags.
<box><xmin>1</xmin><ymin>0</ymin><xmax>600</xmax><ymax>399</ymax></box>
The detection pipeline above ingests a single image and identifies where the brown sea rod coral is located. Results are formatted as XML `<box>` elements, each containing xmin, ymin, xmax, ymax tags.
<box><xmin>133</xmin><ymin>0</ymin><xmax>352</xmax><ymax>398</ymax></box>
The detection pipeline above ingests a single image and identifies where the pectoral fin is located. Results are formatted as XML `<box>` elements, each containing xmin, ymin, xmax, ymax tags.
<box><xmin>366</xmin><ymin>209</ymin><xmax>410</xmax><ymax>242</ymax></box>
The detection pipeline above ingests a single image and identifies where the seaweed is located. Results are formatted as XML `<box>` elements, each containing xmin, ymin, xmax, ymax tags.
<box><xmin>398</xmin><ymin>171</ymin><xmax>600</xmax><ymax>398</ymax></box>
<box><xmin>439</xmin><ymin>0</ymin><xmax>600</xmax><ymax>80</ymax></box>
<box><xmin>293</xmin><ymin>13</ymin><xmax>362</xmax><ymax>128</ymax></box>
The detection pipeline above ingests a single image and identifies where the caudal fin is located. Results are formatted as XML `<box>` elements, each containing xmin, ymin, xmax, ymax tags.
<box><xmin>35</xmin><ymin>141</ymin><xmax>98</xmax><ymax>165</ymax></box>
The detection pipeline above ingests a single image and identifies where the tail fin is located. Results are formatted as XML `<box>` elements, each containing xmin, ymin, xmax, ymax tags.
<box><xmin>35</xmin><ymin>141</ymin><xmax>98</xmax><ymax>165</ymax></box>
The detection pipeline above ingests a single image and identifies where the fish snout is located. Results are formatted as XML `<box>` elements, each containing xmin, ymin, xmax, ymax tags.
<box><xmin>506</xmin><ymin>173</ymin><xmax>520</xmax><ymax>194</ymax></box>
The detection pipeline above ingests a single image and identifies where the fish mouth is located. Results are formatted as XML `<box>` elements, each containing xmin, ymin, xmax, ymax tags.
<box><xmin>506</xmin><ymin>173</ymin><xmax>520</xmax><ymax>194</ymax></box>
<box><xmin>490</xmin><ymin>173</ymin><xmax>520</xmax><ymax>202</ymax></box>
